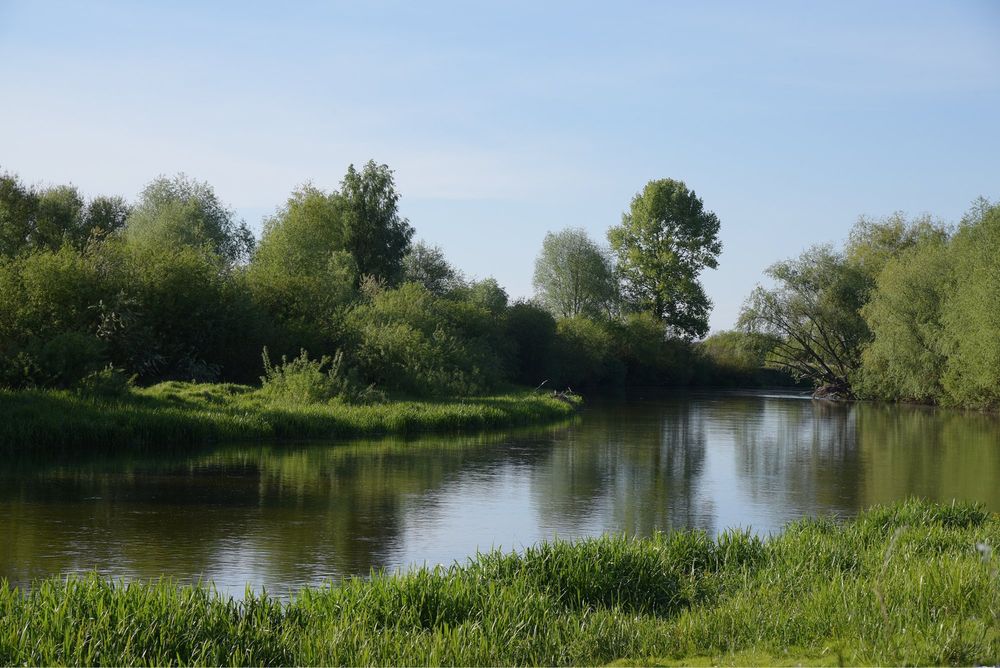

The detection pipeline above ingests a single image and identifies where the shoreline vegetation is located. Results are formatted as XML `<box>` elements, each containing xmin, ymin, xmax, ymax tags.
<box><xmin>0</xmin><ymin>166</ymin><xmax>799</xmax><ymax>434</ymax></box>
<box><xmin>0</xmin><ymin>383</ymin><xmax>580</xmax><ymax>454</ymax></box>
<box><xmin>1</xmin><ymin>500</ymin><xmax>996</xmax><ymax>666</ymax></box>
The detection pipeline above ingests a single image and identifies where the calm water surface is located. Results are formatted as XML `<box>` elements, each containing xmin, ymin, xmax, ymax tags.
<box><xmin>3</xmin><ymin>391</ymin><xmax>999</xmax><ymax>596</ymax></box>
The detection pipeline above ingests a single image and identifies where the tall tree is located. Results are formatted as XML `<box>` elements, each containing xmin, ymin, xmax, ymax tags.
<box><xmin>339</xmin><ymin>161</ymin><xmax>414</xmax><ymax>285</ymax></box>
<box><xmin>532</xmin><ymin>227</ymin><xmax>617</xmax><ymax>318</ymax></box>
<box><xmin>125</xmin><ymin>174</ymin><xmax>254</xmax><ymax>265</ymax></box>
<box><xmin>246</xmin><ymin>184</ymin><xmax>356</xmax><ymax>349</ymax></box>
<box><xmin>607</xmin><ymin>179</ymin><xmax>721</xmax><ymax>339</ymax></box>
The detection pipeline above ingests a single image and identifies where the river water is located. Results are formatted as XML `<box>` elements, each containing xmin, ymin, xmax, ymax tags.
<box><xmin>2</xmin><ymin>391</ymin><xmax>998</xmax><ymax>597</ymax></box>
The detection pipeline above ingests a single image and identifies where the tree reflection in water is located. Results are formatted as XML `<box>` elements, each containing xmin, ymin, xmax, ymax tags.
<box><xmin>2</xmin><ymin>393</ymin><xmax>998</xmax><ymax>597</ymax></box>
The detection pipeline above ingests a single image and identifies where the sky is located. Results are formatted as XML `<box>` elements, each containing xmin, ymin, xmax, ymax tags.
<box><xmin>1</xmin><ymin>1</ymin><xmax>998</xmax><ymax>332</ymax></box>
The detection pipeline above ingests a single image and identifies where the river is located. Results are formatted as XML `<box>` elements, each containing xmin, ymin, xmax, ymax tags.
<box><xmin>2</xmin><ymin>391</ymin><xmax>998</xmax><ymax>597</ymax></box>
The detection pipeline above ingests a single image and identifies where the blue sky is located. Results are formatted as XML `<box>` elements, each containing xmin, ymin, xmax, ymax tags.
<box><xmin>1</xmin><ymin>1</ymin><xmax>998</xmax><ymax>331</ymax></box>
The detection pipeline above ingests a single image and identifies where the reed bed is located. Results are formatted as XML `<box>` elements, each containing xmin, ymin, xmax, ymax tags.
<box><xmin>0</xmin><ymin>382</ymin><xmax>579</xmax><ymax>454</ymax></box>
<box><xmin>0</xmin><ymin>500</ymin><xmax>997</xmax><ymax>666</ymax></box>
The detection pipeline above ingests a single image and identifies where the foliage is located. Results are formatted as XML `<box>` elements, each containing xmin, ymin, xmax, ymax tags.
<box><xmin>503</xmin><ymin>300</ymin><xmax>558</xmax><ymax>387</ymax></box>
<box><xmin>0</xmin><ymin>245</ymin><xmax>111</xmax><ymax>387</ymax></box>
<box><xmin>858</xmin><ymin>234</ymin><xmax>953</xmax><ymax>402</ymax></box>
<box><xmin>533</xmin><ymin>227</ymin><xmax>617</xmax><ymax>318</ymax></box>
<box><xmin>851</xmin><ymin>202</ymin><xmax>1000</xmax><ymax>408</ymax></box>
<box><xmin>696</xmin><ymin>330</ymin><xmax>799</xmax><ymax>387</ymax></box>
<box><xmin>402</xmin><ymin>240</ymin><xmax>464</xmax><ymax>295</ymax></box>
<box><xmin>608</xmin><ymin>179</ymin><xmax>722</xmax><ymax>339</ymax></box>
<box><xmin>737</xmin><ymin>203</ymin><xmax>1000</xmax><ymax>407</ymax></box>
<box><xmin>739</xmin><ymin>245</ymin><xmax>869</xmax><ymax>394</ymax></box>
<box><xmin>609</xmin><ymin>312</ymin><xmax>685</xmax><ymax>386</ymax></box>
<box><xmin>937</xmin><ymin>201</ymin><xmax>1000</xmax><ymax>409</ymax></box>
<box><xmin>346</xmin><ymin>282</ymin><xmax>504</xmax><ymax>396</ymax></box>
<box><xmin>0</xmin><ymin>173</ymin><xmax>130</xmax><ymax>257</ymax></box>
<box><xmin>0</xmin><ymin>500</ymin><xmax>996</xmax><ymax>666</ymax></box>
<box><xmin>339</xmin><ymin>160</ymin><xmax>414</xmax><ymax>285</ymax></box>
<box><xmin>846</xmin><ymin>211</ymin><xmax>948</xmax><ymax>280</ymax></box>
<box><xmin>124</xmin><ymin>174</ymin><xmax>254</xmax><ymax>265</ymax></box>
<box><xmin>260</xmin><ymin>348</ymin><xmax>380</xmax><ymax>405</ymax></box>
<box><xmin>551</xmin><ymin>316</ymin><xmax>624</xmax><ymax>389</ymax></box>
<box><xmin>115</xmin><ymin>242</ymin><xmax>263</xmax><ymax>383</ymax></box>
<box><xmin>246</xmin><ymin>185</ymin><xmax>357</xmax><ymax>353</ymax></box>
<box><xmin>74</xmin><ymin>365</ymin><xmax>134</xmax><ymax>397</ymax></box>
<box><xmin>0</xmin><ymin>165</ymin><xmax>774</xmax><ymax>397</ymax></box>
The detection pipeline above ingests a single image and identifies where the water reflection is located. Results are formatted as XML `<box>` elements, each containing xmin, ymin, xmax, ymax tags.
<box><xmin>1</xmin><ymin>393</ymin><xmax>998</xmax><ymax>596</ymax></box>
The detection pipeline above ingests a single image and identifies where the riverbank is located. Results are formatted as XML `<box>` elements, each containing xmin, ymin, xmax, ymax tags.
<box><xmin>0</xmin><ymin>382</ymin><xmax>580</xmax><ymax>453</ymax></box>
<box><xmin>0</xmin><ymin>500</ymin><xmax>996</xmax><ymax>666</ymax></box>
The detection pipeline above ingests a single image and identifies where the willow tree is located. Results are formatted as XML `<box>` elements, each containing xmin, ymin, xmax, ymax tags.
<box><xmin>739</xmin><ymin>245</ymin><xmax>869</xmax><ymax>395</ymax></box>
<box><xmin>532</xmin><ymin>227</ymin><xmax>616</xmax><ymax>318</ymax></box>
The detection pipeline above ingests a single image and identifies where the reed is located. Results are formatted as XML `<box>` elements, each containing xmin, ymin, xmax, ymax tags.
<box><xmin>0</xmin><ymin>500</ymin><xmax>996</xmax><ymax>666</ymax></box>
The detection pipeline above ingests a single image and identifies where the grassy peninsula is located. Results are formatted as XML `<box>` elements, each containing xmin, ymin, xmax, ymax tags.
<box><xmin>0</xmin><ymin>382</ymin><xmax>579</xmax><ymax>454</ymax></box>
<box><xmin>1</xmin><ymin>500</ymin><xmax>996</xmax><ymax>666</ymax></box>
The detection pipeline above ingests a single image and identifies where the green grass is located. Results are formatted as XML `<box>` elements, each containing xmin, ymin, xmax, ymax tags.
<box><xmin>0</xmin><ymin>382</ymin><xmax>580</xmax><ymax>454</ymax></box>
<box><xmin>0</xmin><ymin>500</ymin><xmax>997</xmax><ymax>666</ymax></box>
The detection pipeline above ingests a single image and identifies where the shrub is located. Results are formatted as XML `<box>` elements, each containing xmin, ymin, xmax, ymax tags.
<box><xmin>347</xmin><ymin>283</ymin><xmax>502</xmax><ymax>397</ymax></box>
<box><xmin>74</xmin><ymin>365</ymin><xmax>134</xmax><ymax>398</ymax></box>
<box><xmin>259</xmin><ymin>348</ymin><xmax>380</xmax><ymax>405</ymax></box>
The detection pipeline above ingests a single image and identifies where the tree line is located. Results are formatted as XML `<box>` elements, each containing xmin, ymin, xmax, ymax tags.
<box><xmin>0</xmin><ymin>163</ymin><xmax>779</xmax><ymax>397</ymax></box>
<box><xmin>740</xmin><ymin>199</ymin><xmax>1000</xmax><ymax>409</ymax></box>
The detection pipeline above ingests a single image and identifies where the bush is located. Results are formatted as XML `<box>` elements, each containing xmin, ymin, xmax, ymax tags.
<box><xmin>260</xmin><ymin>348</ymin><xmax>380</xmax><ymax>405</ymax></box>
<box><xmin>74</xmin><ymin>365</ymin><xmax>134</xmax><ymax>397</ymax></box>
<box><xmin>347</xmin><ymin>283</ymin><xmax>503</xmax><ymax>396</ymax></box>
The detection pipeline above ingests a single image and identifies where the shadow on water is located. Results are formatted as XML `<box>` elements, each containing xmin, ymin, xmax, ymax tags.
<box><xmin>2</xmin><ymin>391</ymin><xmax>999</xmax><ymax>596</ymax></box>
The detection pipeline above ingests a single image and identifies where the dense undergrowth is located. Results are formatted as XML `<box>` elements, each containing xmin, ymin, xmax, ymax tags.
<box><xmin>0</xmin><ymin>382</ymin><xmax>579</xmax><ymax>454</ymax></box>
<box><xmin>0</xmin><ymin>500</ymin><xmax>996</xmax><ymax>666</ymax></box>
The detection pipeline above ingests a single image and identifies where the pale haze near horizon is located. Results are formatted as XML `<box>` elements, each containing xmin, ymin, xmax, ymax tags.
<box><xmin>1</xmin><ymin>1</ymin><xmax>997</xmax><ymax>332</ymax></box>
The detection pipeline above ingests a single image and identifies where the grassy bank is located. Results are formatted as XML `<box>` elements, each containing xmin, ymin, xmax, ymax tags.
<box><xmin>0</xmin><ymin>382</ymin><xmax>580</xmax><ymax>454</ymax></box>
<box><xmin>1</xmin><ymin>500</ymin><xmax>997</xmax><ymax>666</ymax></box>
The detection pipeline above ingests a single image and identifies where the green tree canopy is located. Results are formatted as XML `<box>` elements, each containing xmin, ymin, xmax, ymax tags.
<box><xmin>532</xmin><ymin>227</ymin><xmax>617</xmax><ymax>319</ymax></box>
<box><xmin>607</xmin><ymin>179</ymin><xmax>721</xmax><ymax>339</ymax></box>
<box><xmin>742</xmin><ymin>214</ymin><xmax>950</xmax><ymax>395</ymax></box>
<box><xmin>125</xmin><ymin>174</ymin><xmax>254</xmax><ymax>265</ymax></box>
<box><xmin>739</xmin><ymin>245</ymin><xmax>869</xmax><ymax>394</ymax></box>
<box><xmin>937</xmin><ymin>200</ymin><xmax>1000</xmax><ymax>409</ymax></box>
<box><xmin>0</xmin><ymin>173</ymin><xmax>130</xmax><ymax>257</ymax></box>
<box><xmin>247</xmin><ymin>185</ymin><xmax>356</xmax><ymax>341</ymax></box>
<box><xmin>339</xmin><ymin>161</ymin><xmax>414</xmax><ymax>285</ymax></box>
<box><xmin>402</xmin><ymin>241</ymin><xmax>463</xmax><ymax>295</ymax></box>
<box><xmin>859</xmin><ymin>234</ymin><xmax>953</xmax><ymax>402</ymax></box>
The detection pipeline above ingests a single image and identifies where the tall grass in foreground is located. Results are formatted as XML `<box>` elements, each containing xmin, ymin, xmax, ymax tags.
<box><xmin>0</xmin><ymin>382</ymin><xmax>579</xmax><ymax>454</ymax></box>
<box><xmin>0</xmin><ymin>500</ymin><xmax>997</xmax><ymax>666</ymax></box>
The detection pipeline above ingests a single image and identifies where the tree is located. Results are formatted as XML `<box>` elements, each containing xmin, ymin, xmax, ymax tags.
<box><xmin>937</xmin><ymin>200</ymin><xmax>1000</xmax><ymax>409</ymax></box>
<box><xmin>739</xmin><ymin>245</ymin><xmax>869</xmax><ymax>394</ymax></box>
<box><xmin>0</xmin><ymin>172</ymin><xmax>38</xmax><ymax>257</ymax></box>
<box><xmin>402</xmin><ymin>241</ymin><xmax>463</xmax><ymax>295</ymax></box>
<box><xmin>846</xmin><ymin>211</ymin><xmax>947</xmax><ymax>281</ymax></box>
<box><xmin>607</xmin><ymin>179</ymin><xmax>721</xmax><ymax>339</ymax></box>
<box><xmin>0</xmin><ymin>173</ymin><xmax>131</xmax><ymax>257</ymax></box>
<box><xmin>741</xmin><ymin>214</ymin><xmax>951</xmax><ymax>396</ymax></box>
<box><xmin>532</xmin><ymin>227</ymin><xmax>617</xmax><ymax>318</ymax></box>
<box><xmin>339</xmin><ymin>161</ymin><xmax>414</xmax><ymax>285</ymax></box>
<box><xmin>247</xmin><ymin>185</ymin><xmax>357</xmax><ymax>348</ymax></box>
<box><xmin>125</xmin><ymin>174</ymin><xmax>254</xmax><ymax>265</ymax></box>
<box><xmin>859</xmin><ymin>235</ymin><xmax>953</xmax><ymax>402</ymax></box>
